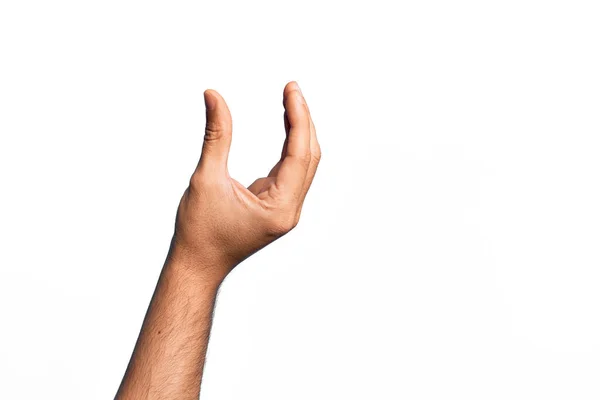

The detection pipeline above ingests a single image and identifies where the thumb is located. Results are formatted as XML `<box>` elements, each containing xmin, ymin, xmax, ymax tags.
<box><xmin>198</xmin><ymin>89</ymin><xmax>232</xmax><ymax>174</ymax></box>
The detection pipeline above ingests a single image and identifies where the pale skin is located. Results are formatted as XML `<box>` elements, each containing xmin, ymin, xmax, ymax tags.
<box><xmin>115</xmin><ymin>81</ymin><xmax>320</xmax><ymax>399</ymax></box>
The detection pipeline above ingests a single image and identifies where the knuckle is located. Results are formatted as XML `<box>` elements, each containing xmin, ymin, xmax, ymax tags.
<box><xmin>312</xmin><ymin>145</ymin><xmax>322</xmax><ymax>162</ymax></box>
<box><xmin>265</xmin><ymin>212</ymin><xmax>297</xmax><ymax>236</ymax></box>
<box><xmin>189</xmin><ymin>170</ymin><xmax>216</xmax><ymax>191</ymax></box>
<box><xmin>204</xmin><ymin>122</ymin><xmax>223</xmax><ymax>141</ymax></box>
<box><xmin>286</xmin><ymin>152</ymin><xmax>311</xmax><ymax>168</ymax></box>
<box><xmin>189</xmin><ymin>173</ymin><xmax>204</xmax><ymax>190</ymax></box>
<box><xmin>300</xmin><ymin>151</ymin><xmax>312</xmax><ymax>166</ymax></box>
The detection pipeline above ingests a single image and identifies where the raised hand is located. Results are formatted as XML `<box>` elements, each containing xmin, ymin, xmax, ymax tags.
<box><xmin>116</xmin><ymin>82</ymin><xmax>320</xmax><ymax>400</ymax></box>
<box><xmin>171</xmin><ymin>81</ymin><xmax>321</xmax><ymax>280</ymax></box>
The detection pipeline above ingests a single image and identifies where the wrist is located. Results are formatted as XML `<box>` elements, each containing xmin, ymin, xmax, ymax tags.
<box><xmin>165</xmin><ymin>237</ymin><xmax>230</xmax><ymax>287</ymax></box>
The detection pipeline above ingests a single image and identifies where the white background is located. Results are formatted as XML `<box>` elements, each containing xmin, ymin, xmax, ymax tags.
<box><xmin>1</xmin><ymin>1</ymin><xmax>599</xmax><ymax>399</ymax></box>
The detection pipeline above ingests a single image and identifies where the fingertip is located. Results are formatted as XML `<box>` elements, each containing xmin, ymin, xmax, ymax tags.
<box><xmin>284</xmin><ymin>85</ymin><xmax>307</xmax><ymax>113</ymax></box>
<box><xmin>204</xmin><ymin>89</ymin><xmax>219</xmax><ymax>111</ymax></box>
<box><xmin>284</xmin><ymin>81</ymin><xmax>303</xmax><ymax>100</ymax></box>
<box><xmin>285</xmin><ymin>80</ymin><xmax>300</xmax><ymax>91</ymax></box>
<box><xmin>202</xmin><ymin>88</ymin><xmax>232</xmax><ymax>136</ymax></box>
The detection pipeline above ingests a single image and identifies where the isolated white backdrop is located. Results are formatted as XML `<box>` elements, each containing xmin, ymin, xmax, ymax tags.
<box><xmin>1</xmin><ymin>1</ymin><xmax>599</xmax><ymax>399</ymax></box>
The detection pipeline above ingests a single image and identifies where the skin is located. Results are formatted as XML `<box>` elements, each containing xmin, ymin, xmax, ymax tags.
<box><xmin>115</xmin><ymin>81</ymin><xmax>320</xmax><ymax>399</ymax></box>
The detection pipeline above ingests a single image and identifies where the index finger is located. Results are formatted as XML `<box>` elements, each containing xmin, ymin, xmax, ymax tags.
<box><xmin>275</xmin><ymin>82</ymin><xmax>312</xmax><ymax>200</ymax></box>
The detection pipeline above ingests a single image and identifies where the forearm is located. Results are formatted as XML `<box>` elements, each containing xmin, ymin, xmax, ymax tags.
<box><xmin>116</xmin><ymin>244</ymin><xmax>224</xmax><ymax>399</ymax></box>
<box><xmin>115</xmin><ymin>82</ymin><xmax>318</xmax><ymax>399</ymax></box>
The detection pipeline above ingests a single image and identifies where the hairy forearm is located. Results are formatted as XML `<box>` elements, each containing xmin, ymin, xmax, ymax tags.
<box><xmin>116</xmin><ymin>244</ymin><xmax>224</xmax><ymax>400</ymax></box>
<box><xmin>115</xmin><ymin>82</ymin><xmax>319</xmax><ymax>399</ymax></box>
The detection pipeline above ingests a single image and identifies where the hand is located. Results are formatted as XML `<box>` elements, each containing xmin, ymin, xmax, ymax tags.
<box><xmin>170</xmin><ymin>82</ymin><xmax>320</xmax><ymax>281</ymax></box>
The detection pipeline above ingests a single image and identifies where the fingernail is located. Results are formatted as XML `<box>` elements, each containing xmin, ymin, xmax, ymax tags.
<box><xmin>204</xmin><ymin>90</ymin><xmax>216</xmax><ymax>111</ymax></box>
<box><xmin>295</xmin><ymin>81</ymin><xmax>302</xmax><ymax>95</ymax></box>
